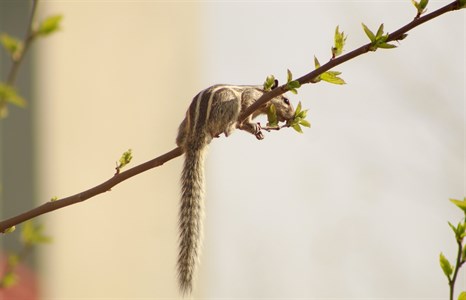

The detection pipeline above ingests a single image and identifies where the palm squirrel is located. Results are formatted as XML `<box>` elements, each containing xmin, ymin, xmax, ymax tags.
<box><xmin>175</xmin><ymin>81</ymin><xmax>295</xmax><ymax>294</ymax></box>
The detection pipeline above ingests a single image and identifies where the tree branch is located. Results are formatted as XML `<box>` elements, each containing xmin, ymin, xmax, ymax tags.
<box><xmin>0</xmin><ymin>147</ymin><xmax>183</xmax><ymax>233</ymax></box>
<box><xmin>6</xmin><ymin>0</ymin><xmax>38</xmax><ymax>86</ymax></box>
<box><xmin>449</xmin><ymin>239</ymin><xmax>466</xmax><ymax>300</ymax></box>
<box><xmin>239</xmin><ymin>0</ymin><xmax>464</xmax><ymax>123</ymax></box>
<box><xmin>0</xmin><ymin>0</ymin><xmax>464</xmax><ymax>233</ymax></box>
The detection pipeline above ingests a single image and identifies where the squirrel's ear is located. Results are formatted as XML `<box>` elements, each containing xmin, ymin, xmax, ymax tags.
<box><xmin>272</xmin><ymin>79</ymin><xmax>279</xmax><ymax>90</ymax></box>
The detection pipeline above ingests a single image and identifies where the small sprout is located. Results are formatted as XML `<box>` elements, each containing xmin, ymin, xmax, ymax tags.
<box><xmin>314</xmin><ymin>56</ymin><xmax>346</xmax><ymax>85</ymax></box>
<box><xmin>265</xmin><ymin>101</ymin><xmax>309</xmax><ymax>134</ymax></box>
<box><xmin>450</xmin><ymin>197</ymin><xmax>466</xmax><ymax>215</ymax></box>
<box><xmin>4</xmin><ymin>226</ymin><xmax>16</xmax><ymax>234</ymax></box>
<box><xmin>266</xmin><ymin>103</ymin><xmax>279</xmax><ymax>128</ymax></box>
<box><xmin>0</xmin><ymin>33</ymin><xmax>23</xmax><ymax>61</ymax></box>
<box><xmin>286</xmin><ymin>69</ymin><xmax>301</xmax><ymax>95</ymax></box>
<box><xmin>439</xmin><ymin>252</ymin><xmax>453</xmax><ymax>279</ymax></box>
<box><xmin>0</xmin><ymin>83</ymin><xmax>27</xmax><ymax>107</ymax></box>
<box><xmin>361</xmin><ymin>23</ymin><xmax>397</xmax><ymax>51</ymax></box>
<box><xmin>36</xmin><ymin>15</ymin><xmax>63</xmax><ymax>37</ymax></box>
<box><xmin>115</xmin><ymin>149</ymin><xmax>133</xmax><ymax>174</ymax></box>
<box><xmin>50</xmin><ymin>196</ymin><xmax>58</xmax><ymax>202</ymax></box>
<box><xmin>287</xmin><ymin>69</ymin><xmax>293</xmax><ymax>83</ymax></box>
<box><xmin>263</xmin><ymin>75</ymin><xmax>276</xmax><ymax>92</ymax></box>
<box><xmin>411</xmin><ymin>0</ymin><xmax>429</xmax><ymax>18</ymax></box>
<box><xmin>332</xmin><ymin>25</ymin><xmax>347</xmax><ymax>58</ymax></box>
<box><xmin>312</xmin><ymin>56</ymin><xmax>322</xmax><ymax>83</ymax></box>
<box><xmin>459</xmin><ymin>291</ymin><xmax>466</xmax><ymax>300</ymax></box>
<box><xmin>376</xmin><ymin>23</ymin><xmax>385</xmax><ymax>39</ymax></box>
<box><xmin>21</xmin><ymin>220</ymin><xmax>52</xmax><ymax>246</ymax></box>
<box><xmin>287</xmin><ymin>101</ymin><xmax>311</xmax><ymax>133</ymax></box>
<box><xmin>448</xmin><ymin>221</ymin><xmax>466</xmax><ymax>242</ymax></box>
<box><xmin>362</xmin><ymin>23</ymin><xmax>376</xmax><ymax>43</ymax></box>
<box><xmin>320</xmin><ymin>71</ymin><xmax>346</xmax><ymax>85</ymax></box>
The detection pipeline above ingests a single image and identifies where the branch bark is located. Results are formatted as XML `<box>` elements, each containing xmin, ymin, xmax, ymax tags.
<box><xmin>0</xmin><ymin>0</ymin><xmax>464</xmax><ymax>233</ymax></box>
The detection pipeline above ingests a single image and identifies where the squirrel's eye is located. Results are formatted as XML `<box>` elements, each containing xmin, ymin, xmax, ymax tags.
<box><xmin>284</xmin><ymin>98</ymin><xmax>290</xmax><ymax>105</ymax></box>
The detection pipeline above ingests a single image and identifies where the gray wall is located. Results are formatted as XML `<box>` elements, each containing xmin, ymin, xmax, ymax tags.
<box><xmin>0</xmin><ymin>0</ymin><xmax>35</xmax><ymax>256</ymax></box>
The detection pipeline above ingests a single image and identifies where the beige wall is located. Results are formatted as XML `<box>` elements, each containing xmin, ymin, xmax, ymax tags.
<box><xmin>36</xmin><ymin>3</ymin><xmax>201</xmax><ymax>298</ymax></box>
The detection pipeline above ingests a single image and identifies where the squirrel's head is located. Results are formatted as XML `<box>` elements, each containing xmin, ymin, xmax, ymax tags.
<box><xmin>269</xmin><ymin>80</ymin><xmax>295</xmax><ymax>122</ymax></box>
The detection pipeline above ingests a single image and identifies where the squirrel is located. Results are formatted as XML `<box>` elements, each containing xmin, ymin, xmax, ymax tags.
<box><xmin>175</xmin><ymin>80</ymin><xmax>295</xmax><ymax>295</ymax></box>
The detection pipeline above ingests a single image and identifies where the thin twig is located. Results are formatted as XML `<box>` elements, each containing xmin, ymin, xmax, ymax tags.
<box><xmin>0</xmin><ymin>0</ymin><xmax>463</xmax><ymax>233</ymax></box>
<box><xmin>0</xmin><ymin>147</ymin><xmax>183</xmax><ymax>233</ymax></box>
<box><xmin>6</xmin><ymin>0</ymin><xmax>39</xmax><ymax>85</ymax></box>
<box><xmin>449</xmin><ymin>239</ymin><xmax>466</xmax><ymax>300</ymax></box>
<box><xmin>261</xmin><ymin>124</ymin><xmax>289</xmax><ymax>132</ymax></box>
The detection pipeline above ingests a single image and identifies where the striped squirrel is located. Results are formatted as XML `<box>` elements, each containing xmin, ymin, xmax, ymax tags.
<box><xmin>175</xmin><ymin>82</ymin><xmax>295</xmax><ymax>294</ymax></box>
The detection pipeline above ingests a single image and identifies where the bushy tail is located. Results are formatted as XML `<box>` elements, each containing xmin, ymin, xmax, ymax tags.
<box><xmin>178</xmin><ymin>144</ymin><xmax>207</xmax><ymax>295</ymax></box>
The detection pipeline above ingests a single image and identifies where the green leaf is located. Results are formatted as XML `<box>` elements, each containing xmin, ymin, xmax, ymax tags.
<box><xmin>292</xmin><ymin>124</ymin><xmax>303</xmax><ymax>133</ymax></box>
<box><xmin>295</xmin><ymin>101</ymin><xmax>302</xmax><ymax>116</ymax></box>
<box><xmin>449</xmin><ymin>221</ymin><xmax>458</xmax><ymax>235</ymax></box>
<box><xmin>419</xmin><ymin>0</ymin><xmax>429</xmax><ymax>9</ymax></box>
<box><xmin>450</xmin><ymin>198</ymin><xmax>466</xmax><ymax>214</ymax></box>
<box><xmin>312</xmin><ymin>56</ymin><xmax>323</xmax><ymax>83</ymax></box>
<box><xmin>299</xmin><ymin>119</ymin><xmax>311</xmax><ymax>128</ymax></box>
<box><xmin>267</xmin><ymin>103</ymin><xmax>278</xmax><ymax>127</ymax></box>
<box><xmin>332</xmin><ymin>25</ymin><xmax>347</xmax><ymax>58</ymax></box>
<box><xmin>118</xmin><ymin>149</ymin><xmax>133</xmax><ymax>168</ymax></box>
<box><xmin>116</xmin><ymin>149</ymin><xmax>133</xmax><ymax>174</ymax></box>
<box><xmin>314</xmin><ymin>56</ymin><xmax>321</xmax><ymax>69</ymax></box>
<box><xmin>0</xmin><ymin>33</ymin><xmax>23</xmax><ymax>60</ymax></box>
<box><xmin>377</xmin><ymin>42</ymin><xmax>397</xmax><ymax>49</ymax></box>
<box><xmin>459</xmin><ymin>291</ymin><xmax>466</xmax><ymax>300</ymax></box>
<box><xmin>285</xmin><ymin>69</ymin><xmax>301</xmax><ymax>94</ymax></box>
<box><xmin>287</xmin><ymin>80</ymin><xmax>301</xmax><ymax>90</ymax></box>
<box><xmin>362</xmin><ymin>23</ymin><xmax>375</xmax><ymax>42</ymax></box>
<box><xmin>21</xmin><ymin>220</ymin><xmax>52</xmax><ymax>246</ymax></box>
<box><xmin>0</xmin><ymin>83</ymin><xmax>27</xmax><ymax>108</ymax></box>
<box><xmin>439</xmin><ymin>252</ymin><xmax>453</xmax><ymax>279</ymax></box>
<box><xmin>458</xmin><ymin>222</ymin><xmax>466</xmax><ymax>236</ymax></box>
<box><xmin>376</xmin><ymin>23</ymin><xmax>384</xmax><ymax>39</ymax></box>
<box><xmin>297</xmin><ymin>109</ymin><xmax>308</xmax><ymax>119</ymax></box>
<box><xmin>286</xmin><ymin>81</ymin><xmax>301</xmax><ymax>95</ymax></box>
<box><xmin>287</xmin><ymin>69</ymin><xmax>293</xmax><ymax>83</ymax></box>
<box><xmin>449</xmin><ymin>221</ymin><xmax>466</xmax><ymax>241</ymax></box>
<box><xmin>460</xmin><ymin>0</ymin><xmax>466</xmax><ymax>8</ymax></box>
<box><xmin>4</xmin><ymin>226</ymin><xmax>16</xmax><ymax>234</ymax></box>
<box><xmin>37</xmin><ymin>15</ymin><xmax>63</xmax><ymax>36</ymax></box>
<box><xmin>0</xmin><ymin>272</ymin><xmax>17</xmax><ymax>288</ymax></box>
<box><xmin>321</xmin><ymin>71</ymin><xmax>346</xmax><ymax>85</ymax></box>
<box><xmin>411</xmin><ymin>0</ymin><xmax>429</xmax><ymax>16</ymax></box>
<box><xmin>263</xmin><ymin>75</ymin><xmax>276</xmax><ymax>91</ymax></box>
<box><xmin>285</xmin><ymin>71</ymin><xmax>300</xmax><ymax>94</ymax></box>
<box><xmin>462</xmin><ymin>244</ymin><xmax>466</xmax><ymax>261</ymax></box>
<box><xmin>286</xmin><ymin>101</ymin><xmax>310</xmax><ymax>133</ymax></box>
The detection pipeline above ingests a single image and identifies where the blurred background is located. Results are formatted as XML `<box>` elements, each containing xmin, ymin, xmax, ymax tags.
<box><xmin>0</xmin><ymin>1</ymin><xmax>464</xmax><ymax>299</ymax></box>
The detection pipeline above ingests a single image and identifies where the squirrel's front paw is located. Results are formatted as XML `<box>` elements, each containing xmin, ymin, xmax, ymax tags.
<box><xmin>254</xmin><ymin>122</ymin><xmax>264</xmax><ymax>140</ymax></box>
<box><xmin>255</xmin><ymin>131</ymin><xmax>264</xmax><ymax>140</ymax></box>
